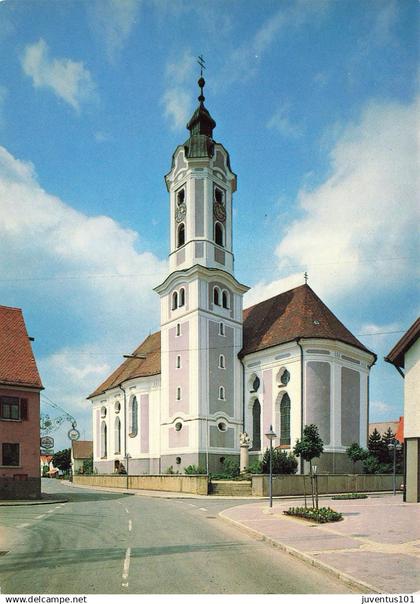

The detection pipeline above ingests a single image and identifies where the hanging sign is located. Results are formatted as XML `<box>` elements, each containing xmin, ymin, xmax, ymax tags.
<box><xmin>68</xmin><ymin>428</ymin><xmax>80</xmax><ymax>441</ymax></box>
<box><xmin>40</xmin><ymin>436</ymin><xmax>54</xmax><ymax>450</ymax></box>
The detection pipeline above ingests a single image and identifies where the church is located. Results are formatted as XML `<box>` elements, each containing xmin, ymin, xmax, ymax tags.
<box><xmin>88</xmin><ymin>76</ymin><xmax>376</xmax><ymax>476</ymax></box>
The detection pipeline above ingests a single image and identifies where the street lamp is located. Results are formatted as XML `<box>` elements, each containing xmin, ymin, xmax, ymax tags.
<box><xmin>388</xmin><ymin>439</ymin><xmax>402</xmax><ymax>496</ymax></box>
<box><xmin>265</xmin><ymin>425</ymin><xmax>277</xmax><ymax>508</ymax></box>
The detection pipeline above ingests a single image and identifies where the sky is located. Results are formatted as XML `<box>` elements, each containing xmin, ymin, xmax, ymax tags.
<box><xmin>0</xmin><ymin>0</ymin><xmax>418</xmax><ymax>451</ymax></box>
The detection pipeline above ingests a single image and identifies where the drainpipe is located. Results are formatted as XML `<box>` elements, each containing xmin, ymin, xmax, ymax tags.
<box><xmin>296</xmin><ymin>338</ymin><xmax>304</xmax><ymax>475</ymax></box>
<box><xmin>240</xmin><ymin>357</ymin><xmax>245</xmax><ymax>432</ymax></box>
<box><xmin>366</xmin><ymin>355</ymin><xmax>377</xmax><ymax>450</ymax></box>
<box><xmin>118</xmin><ymin>384</ymin><xmax>128</xmax><ymax>462</ymax></box>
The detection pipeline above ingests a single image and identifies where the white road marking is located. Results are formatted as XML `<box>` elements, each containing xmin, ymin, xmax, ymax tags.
<box><xmin>199</xmin><ymin>507</ymin><xmax>208</xmax><ymax>512</ymax></box>
<box><xmin>189</xmin><ymin>503</ymin><xmax>197</xmax><ymax>507</ymax></box>
<box><xmin>117</xmin><ymin>501</ymin><xmax>122</xmax><ymax>505</ymax></box>
<box><xmin>124</xmin><ymin>507</ymin><xmax>129</xmax><ymax>514</ymax></box>
<box><xmin>128</xmin><ymin>520</ymin><xmax>132</xmax><ymax>532</ymax></box>
<box><xmin>121</xmin><ymin>547</ymin><xmax>131</xmax><ymax>587</ymax></box>
<box><xmin>35</xmin><ymin>514</ymin><xmax>46</xmax><ymax>519</ymax></box>
<box><xmin>47</xmin><ymin>509</ymin><xmax>55</xmax><ymax>514</ymax></box>
<box><xmin>16</xmin><ymin>523</ymin><xmax>30</xmax><ymax>529</ymax></box>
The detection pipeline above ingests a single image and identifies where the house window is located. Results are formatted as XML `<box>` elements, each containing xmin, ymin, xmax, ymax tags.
<box><xmin>177</xmin><ymin>223</ymin><xmax>185</xmax><ymax>248</ymax></box>
<box><xmin>219</xmin><ymin>386</ymin><xmax>225</xmax><ymax>400</ymax></box>
<box><xmin>172</xmin><ymin>291</ymin><xmax>178</xmax><ymax>310</ymax></box>
<box><xmin>222</xmin><ymin>290</ymin><xmax>229</xmax><ymax>309</ymax></box>
<box><xmin>215</xmin><ymin>222</ymin><xmax>224</xmax><ymax>247</ymax></box>
<box><xmin>129</xmin><ymin>396</ymin><xmax>138</xmax><ymax>437</ymax></box>
<box><xmin>114</xmin><ymin>417</ymin><xmax>121</xmax><ymax>454</ymax></box>
<box><xmin>2</xmin><ymin>443</ymin><xmax>19</xmax><ymax>466</ymax></box>
<box><xmin>219</xmin><ymin>322</ymin><xmax>225</xmax><ymax>336</ymax></box>
<box><xmin>176</xmin><ymin>323</ymin><xmax>181</xmax><ymax>336</ymax></box>
<box><xmin>176</xmin><ymin>387</ymin><xmax>182</xmax><ymax>401</ymax></box>
<box><xmin>100</xmin><ymin>422</ymin><xmax>107</xmax><ymax>458</ymax></box>
<box><xmin>251</xmin><ymin>399</ymin><xmax>261</xmax><ymax>451</ymax></box>
<box><xmin>280</xmin><ymin>393</ymin><xmax>291</xmax><ymax>446</ymax></box>
<box><xmin>176</xmin><ymin>355</ymin><xmax>181</xmax><ymax>369</ymax></box>
<box><xmin>0</xmin><ymin>396</ymin><xmax>27</xmax><ymax>421</ymax></box>
<box><xmin>219</xmin><ymin>354</ymin><xmax>225</xmax><ymax>369</ymax></box>
<box><xmin>179</xmin><ymin>288</ymin><xmax>185</xmax><ymax>307</ymax></box>
<box><xmin>213</xmin><ymin>287</ymin><xmax>220</xmax><ymax>306</ymax></box>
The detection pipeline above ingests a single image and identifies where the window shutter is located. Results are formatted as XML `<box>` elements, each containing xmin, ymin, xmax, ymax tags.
<box><xmin>20</xmin><ymin>399</ymin><xmax>28</xmax><ymax>420</ymax></box>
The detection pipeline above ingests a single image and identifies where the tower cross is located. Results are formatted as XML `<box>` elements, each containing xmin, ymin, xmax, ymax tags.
<box><xmin>304</xmin><ymin>271</ymin><xmax>308</xmax><ymax>284</ymax></box>
<box><xmin>197</xmin><ymin>55</ymin><xmax>206</xmax><ymax>76</ymax></box>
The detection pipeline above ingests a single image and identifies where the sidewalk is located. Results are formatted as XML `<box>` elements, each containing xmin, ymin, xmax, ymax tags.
<box><xmin>219</xmin><ymin>493</ymin><xmax>420</xmax><ymax>594</ymax></box>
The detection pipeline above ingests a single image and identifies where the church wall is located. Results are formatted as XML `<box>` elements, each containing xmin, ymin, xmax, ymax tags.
<box><xmin>341</xmin><ymin>367</ymin><xmax>360</xmax><ymax>446</ymax></box>
<box><xmin>168</xmin><ymin>321</ymin><xmax>189</xmax><ymax>416</ymax></box>
<box><xmin>305</xmin><ymin>361</ymin><xmax>331</xmax><ymax>445</ymax></box>
<box><xmin>208</xmin><ymin>321</ymin><xmax>234</xmax><ymax>416</ymax></box>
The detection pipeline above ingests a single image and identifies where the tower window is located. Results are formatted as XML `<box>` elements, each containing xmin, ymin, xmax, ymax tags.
<box><xmin>177</xmin><ymin>223</ymin><xmax>185</xmax><ymax>248</ymax></box>
<box><xmin>215</xmin><ymin>222</ymin><xmax>224</xmax><ymax>247</ymax></box>
<box><xmin>175</xmin><ymin>421</ymin><xmax>183</xmax><ymax>432</ymax></box>
<box><xmin>177</xmin><ymin>188</ymin><xmax>185</xmax><ymax>206</ymax></box>
<box><xmin>176</xmin><ymin>387</ymin><xmax>182</xmax><ymax>400</ymax></box>
<box><xmin>219</xmin><ymin>386</ymin><xmax>225</xmax><ymax>400</ymax></box>
<box><xmin>213</xmin><ymin>287</ymin><xmax>220</xmax><ymax>306</ymax></box>
<box><xmin>219</xmin><ymin>322</ymin><xmax>225</xmax><ymax>336</ymax></box>
<box><xmin>214</xmin><ymin>187</ymin><xmax>224</xmax><ymax>204</ymax></box>
<box><xmin>176</xmin><ymin>355</ymin><xmax>181</xmax><ymax>369</ymax></box>
<box><xmin>172</xmin><ymin>291</ymin><xmax>178</xmax><ymax>310</ymax></box>
<box><xmin>179</xmin><ymin>288</ymin><xmax>185</xmax><ymax>307</ymax></box>
<box><xmin>219</xmin><ymin>354</ymin><xmax>225</xmax><ymax>369</ymax></box>
<box><xmin>222</xmin><ymin>290</ymin><xmax>229</xmax><ymax>309</ymax></box>
<box><xmin>176</xmin><ymin>323</ymin><xmax>181</xmax><ymax>336</ymax></box>
<box><xmin>217</xmin><ymin>421</ymin><xmax>227</xmax><ymax>432</ymax></box>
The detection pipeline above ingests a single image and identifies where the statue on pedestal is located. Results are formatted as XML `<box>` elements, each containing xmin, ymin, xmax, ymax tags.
<box><xmin>239</xmin><ymin>432</ymin><xmax>251</xmax><ymax>473</ymax></box>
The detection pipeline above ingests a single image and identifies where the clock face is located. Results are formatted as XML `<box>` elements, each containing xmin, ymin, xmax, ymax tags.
<box><xmin>213</xmin><ymin>201</ymin><xmax>226</xmax><ymax>222</ymax></box>
<box><xmin>175</xmin><ymin>202</ymin><xmax>186</xmax><ymax>222</ymax></box>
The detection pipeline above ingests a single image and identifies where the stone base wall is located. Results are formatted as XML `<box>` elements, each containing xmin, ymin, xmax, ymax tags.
<box><xmin>405</xmin><ymin>437</ymin><xmax>420</xmax><ymax>503</ymax></box>
<box><xmin>0</xmin><ymin>477</ymin><xmax>41</xmax><ymax>500</ymax></box>
<box><xmin>73</xmin><ymin>474</ymin><xmax>209</xmax><ymax>495</ymax></box>
<box><xmin>252</xmin><ymin>473</ymin><xmax>404</xmax><ymax>497</ymax></box>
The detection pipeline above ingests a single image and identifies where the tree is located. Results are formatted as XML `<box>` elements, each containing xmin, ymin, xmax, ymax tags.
<box><xmin>82</xmin><ymin>455</ymin><xmax>93</xmax><ymax>475</ymax></box>
<box><xmin>293</xmin><ymin>424</ymin><xmax>324</xmax><ymax>509</ymax></box>
<box><xmin>52</xmin><ymin>448</ymin><xmax>71</xmax><ymax>473</ymax></box>
<box><xmin>261</xmin><ymin>448</ymin><xmax>298</xmax><ymax>475</ymax></box>
<box><xmin>346</xmin><ymin>443</ymin><xmax>368</xmax><ymax>492</ymax></box>
<box><xmin>368</xmin><ymin>428</ymin><xmax>389</xmax><ymax>464</ymax></box>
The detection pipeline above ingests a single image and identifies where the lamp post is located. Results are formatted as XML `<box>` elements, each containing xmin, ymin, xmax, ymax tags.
<box><xmin>388</xmin><ymin>439</ymin><xmax>402</xmax><ymax>495</ymax></box>
<box><xmin>125</xmin><ymin>453</ymin><xmax>131</xmax><ymax>490</ymax></box>
<box><xmin>265</xmin><ymin>425</ymin><xmax>277</xmax><ymax>508</ymax></box>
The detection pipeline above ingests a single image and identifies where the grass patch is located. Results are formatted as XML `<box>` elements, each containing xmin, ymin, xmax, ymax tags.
<box><xmin>284</xmin><ymin>506</ymin><xmax>343</xmax><ymax>523</ymax></box>
<box><xmin>331</xmin><ymin>493</ymin><xmax>368</xmax><ymax>500</ymax></box>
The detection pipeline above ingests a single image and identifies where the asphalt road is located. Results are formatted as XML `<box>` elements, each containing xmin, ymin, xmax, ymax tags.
<box><xmin>0</xmin><ymin>479</ymin><xmax>358</xmax><ymax>594</ymax></box>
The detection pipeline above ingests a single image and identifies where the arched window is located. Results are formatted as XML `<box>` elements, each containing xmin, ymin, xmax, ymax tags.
<box><xmin>251</xmin><ymin>399</ymin><xmax>261</xmax><ymax>451</ymax></box>
<box><xmin>213</xmin><ymin>287</ymin><xmax>220</xmax><ymax>305</ymax></box>
<box><xmin>172</xmin><ymin>291</ymin><xmax>178</xmax><ymax>310</ymax></box>
<box><xmin>114</xmin><ymin>416</ymin><xmax>121</xmax><ymax>454</ymax></box>
<box><xmin>129</xmin><ymin>396</ymin><xmax>138</xmax><ymax>438</ymax></box>
<box><xmin>100</xmin><ymin>421</ymin><xmax>107</xmax><ymax>458</ymax></box>
<box><xmin>177</xmin><ymin>223</ymin><xmax>185</xmax><ymax>248</ymax></box>
<box><xmin>215</xmin><ymin>222</ymin><xmax>224</xmax><ymax>246</ymax></box>
<box><xmin>179</xmin><ymin>288</ymin><xmax>185</xmax><ymax>307</ymax></box>
<box><xmin>280</xmin><ymin>393</ymin><xmax>291</xmax><ymax>446</ymax></box>
<box><xmin>219</xmin><ymin>386</ymin><xmax>225</xmax><ymax>400</ymax></box>
<box><xmin>219</xmin><ymin>354</ymin><xmax>225</xmax><ymax>369</ymax></box>
<box><xmin>222</xmin><ymin>290</ymin><xmax>229</xmax><ymax>308</ymax></box>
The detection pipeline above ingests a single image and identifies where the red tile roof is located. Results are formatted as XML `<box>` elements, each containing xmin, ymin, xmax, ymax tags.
<box><xmin>71</xmin><ymin>440</ymin><xmax>93</xmax><ymax>459</ymax></box>
<box><xmin>0</xmin><ymin>305</ymin><xmax>43</xmax><ymax>389</ymax></box>
<box><xmin>88</xmin><ymin>331</ymin><xmax>161</xmax><ymax>398</ymax></box>
<box><xmin>385</xmin><ymin>317</ymin><xmax>420</xmax><ymax>369</ymax></box>
<box><xmin>240</xmin><ymin>284</ymin><xmax>374</xmax><ymax>357</ymax></box>
<box><xmin>88</xmin><ymin>285</ymin><xmax>374</xmax><ymax>398</ymax></box>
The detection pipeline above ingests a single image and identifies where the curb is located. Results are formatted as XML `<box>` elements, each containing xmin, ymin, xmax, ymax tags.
<box><xmin>218</xmin><ymin>509</ymin><xmax>381</xmax><ymax>595</ymax></box>
<box><xmin>0</xmin><ymin>498</ymin><xmax>68</xmax><ymax>507</ymax></box>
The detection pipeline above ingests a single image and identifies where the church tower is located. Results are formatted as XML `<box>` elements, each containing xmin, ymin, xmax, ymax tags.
<box><xmin>155</xmin><ymin>74</ymin><xmax>249</xmax><ymax>472</ymax></box>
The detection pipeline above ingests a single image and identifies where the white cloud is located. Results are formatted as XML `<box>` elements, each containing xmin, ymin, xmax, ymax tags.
<box><xmin>89</xmin><ymin>0</ymin><xmax>140</xmax><ymax>63</ymax></box>
<box><xmin>0</xmin><ymin>145</ymin><xmax>167</xmax><ymax>438</ymax></box>
<box><xmin>370</xmin><ymin>400</ymin><xmax>395</xmax><ymax>416</ymax></box>
<box><xmin>162</xmin><ymin>51</ymin><xmax>195</xmax><ymax>130</ymax></box>
<box><xmin>258</xmin><ymin>97</ymin><xmax>419</xmax><ymax>304</ymax></box>
<box><xmin>267</xmin><ymin>103</ymin><xmax>303</xmax><ymax>139</ymax></box>
<box><xmin>21</xmin><ymin>39</ymin><xmax>96</xmax><ymax>111</ymax></box>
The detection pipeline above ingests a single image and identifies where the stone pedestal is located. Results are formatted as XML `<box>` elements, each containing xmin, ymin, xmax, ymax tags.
<box><xmin>240</xmin><ymin>445</ymin><xmax>249</xmax><ymax>473</ymax></box>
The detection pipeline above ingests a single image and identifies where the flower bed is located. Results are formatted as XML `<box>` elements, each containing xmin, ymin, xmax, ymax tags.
<box><xmin>332</xmin><ymin>493</ymin><xmax>368</xmax><ymax>500</ymax></box>
<box><xmin>284</xmin><ymin>506</ymin><xmax>343</xmax><ymax>523</ymax></box>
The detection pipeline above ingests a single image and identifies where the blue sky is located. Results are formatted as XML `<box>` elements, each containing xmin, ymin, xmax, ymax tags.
<box><xmin>0</xmin><ymin>0</ymin><xmax>418</xmax><ymax>451</ymax></box>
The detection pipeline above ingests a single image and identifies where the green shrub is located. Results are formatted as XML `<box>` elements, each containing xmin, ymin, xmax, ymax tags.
<box><xmin>184</xmin><ymin>464</ymin><xmax>207</xmax><ymax>475</ymax></box>
<box><xmin>165</xmin><ymin>465</ymin><xmax>179</xmax><ymax>475</ymax></box>
<box><xmin>222</xmin><ymin>458</ymin><xmax>240</xmax><ymax>478</ymax></box>
<box><xmin>284</xmin><ymin>506</ymin><xmax>342</xmax><ymax>523</ymax></box>
<box><xmin>261</xmin><ymin>448</ymin><xmax>298</xmax><ymax>474</ymax></box>
<box><xmin>332</xmin><ymin>493</ymin><xmax>368</xmax><ymax>500</ymax></box>
<box><xmin>246</xmin><ymin>460</ymin><xmax>262</xmax><ymax>474</ymax></box>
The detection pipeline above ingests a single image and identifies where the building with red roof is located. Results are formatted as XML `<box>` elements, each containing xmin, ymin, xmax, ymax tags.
<box><xmin>88</xmin><ymin>79</ymin><xmax>376</xmax><ymax>476</ymax></box>
<box><xmin>0</xmin><ymin>305</ymin><xmax>43</xmax><ymax>499</ymax></box>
